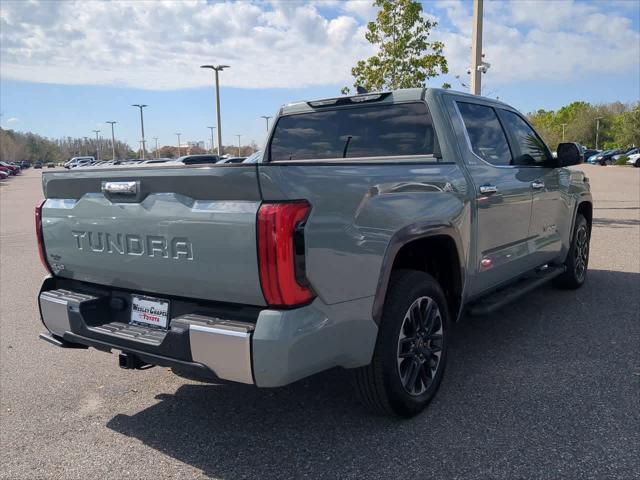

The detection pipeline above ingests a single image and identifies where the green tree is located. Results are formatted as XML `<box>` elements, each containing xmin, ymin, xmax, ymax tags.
<box><xmin>612</xmin><ymin>104</ymin><xmax>640</xmax><ymax>147</ymax></box>
<box><xmin>343</xmin><ymin>0</ymin><xmax>448</xmax><ymax>93</ymax></box>
<box><xmin>528</xmin><ymin>101</ymin><xmax>638</xmax><ymax>151</ymax></box>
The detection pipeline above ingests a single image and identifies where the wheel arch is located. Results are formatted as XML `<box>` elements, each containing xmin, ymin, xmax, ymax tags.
<box><xmin>576</xmin><ymin>200</ymin><xmax>593</xmax><ymax>231</ymax></box>
<box><xmin>372</xmin><ymin>225</ymin><xmax>465</xmax><ymax>325</ymax></box>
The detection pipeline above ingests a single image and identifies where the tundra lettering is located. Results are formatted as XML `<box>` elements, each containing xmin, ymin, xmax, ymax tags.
<box><xmin>71</xmin><ymin>230</ymin><xmax>193</xmax><ymax>260</ymax></box>
<box><xmin>37</xmin><ymin>88</ymin><xmax>592</xmax><ymax>417</ymax></box>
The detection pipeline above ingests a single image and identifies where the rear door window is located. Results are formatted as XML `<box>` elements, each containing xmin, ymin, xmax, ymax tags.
<box><xmin>269</xmin><ymin>102</ymin><xmax>437</xmax><ymax>161</ymax></box>
<box><xmin>457</xmin><ymin>102</ymin><xmax>512</xmax><ymax>166</ymax></box>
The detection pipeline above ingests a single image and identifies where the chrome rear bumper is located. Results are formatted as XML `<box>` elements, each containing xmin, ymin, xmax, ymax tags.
<box><xmin>38</xmin><ymin>282</ymin><xmax>378</xmax><ymax>388</ymax></box>
<box><xmin>39</xmin><ymin>288</ymin><xmax>255</xmax><ymax>384</ymax></box>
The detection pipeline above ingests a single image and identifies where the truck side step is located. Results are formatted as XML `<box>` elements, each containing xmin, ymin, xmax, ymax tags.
<box><xmin>466</xmin><ymin>265</ymin><xmax>565</xmax><ymax>316</ymax></box>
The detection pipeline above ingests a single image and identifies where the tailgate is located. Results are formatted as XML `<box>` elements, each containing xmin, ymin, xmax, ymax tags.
<box><xmin>41</xmin><ymin>165</ymin><xmax>265</xmax><ymax>306</ymax></box>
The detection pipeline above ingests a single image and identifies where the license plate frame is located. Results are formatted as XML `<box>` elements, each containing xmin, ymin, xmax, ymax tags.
<box><xmin>130</xmin><ymin>294</ymin><xmax>170</xmax><ymax>329</ymax></box>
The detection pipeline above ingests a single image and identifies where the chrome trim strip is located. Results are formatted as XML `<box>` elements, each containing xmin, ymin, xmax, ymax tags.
<box><xmin>189</xmin><ymin>324</ymin><xmax>249</xmax><ymax>338</ymax></box>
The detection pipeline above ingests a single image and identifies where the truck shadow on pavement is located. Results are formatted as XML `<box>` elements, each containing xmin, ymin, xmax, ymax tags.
<box><xmin>107</xmin><ymin>268</ymin><xmax>639</xmax><ymax>480</ymax></box>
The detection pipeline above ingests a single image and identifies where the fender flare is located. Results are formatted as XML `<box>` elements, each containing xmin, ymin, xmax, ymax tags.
<box><xmin>570</xmin><ymin>197</ymin><xmax>593</xmax><ymax>241</ymax></box>
<box><xmin>371</xmin><ymin>223</ymin><xmax>466</xmax><ymax>324</ymax></box>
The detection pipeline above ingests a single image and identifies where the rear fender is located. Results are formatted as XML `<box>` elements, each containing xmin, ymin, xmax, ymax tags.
<box><xmin>372</xmin><ymin>225</ymin><xmax>466</xmax><ymax>324</ymax></box>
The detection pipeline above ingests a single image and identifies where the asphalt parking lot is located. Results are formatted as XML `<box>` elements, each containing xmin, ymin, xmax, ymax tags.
<box><xmin>1</xmin><ymin>166</ymin><xmax>638</xmax><ymax>480</ymax></box>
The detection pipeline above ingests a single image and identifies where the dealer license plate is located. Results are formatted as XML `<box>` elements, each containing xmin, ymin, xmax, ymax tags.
<box><xmin>130</xmin><ymin>295</ymin><xmax>170</xmax><ymax>329</ymax></box>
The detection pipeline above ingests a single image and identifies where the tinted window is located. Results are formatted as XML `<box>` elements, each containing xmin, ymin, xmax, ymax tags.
<box><xmin>457</xmin><ymin>102</ymin><xmax>512</xmax><ymax>166</ymax></box>
<box><xmin>270</xmin><ymin>103</ymin><xmax>436</xmax><ymax>161</ymax></box>
<box><xmin>500</xmin><ymin>110</ymin><xmax>551</xmax><ymax>166</ymax></box>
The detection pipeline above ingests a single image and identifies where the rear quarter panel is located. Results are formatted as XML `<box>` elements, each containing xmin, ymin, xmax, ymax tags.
<box><xmin>258</xmin><ymin>162</ymin><xmax>471</xmax><ymax>306</ymax></box>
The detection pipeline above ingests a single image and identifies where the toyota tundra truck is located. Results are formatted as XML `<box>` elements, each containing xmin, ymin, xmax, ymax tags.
<box><xmin>36</xmin><ymin>88</ymin><xmax>592</xmax><ymax>417</ymax></box>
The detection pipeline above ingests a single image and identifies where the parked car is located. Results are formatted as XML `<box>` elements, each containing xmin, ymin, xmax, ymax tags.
<box><xmin>587</xmin><ymin>153</ymin><xmax>602</xmax><ymax>164</ymax></box>
<box><xmin>216</xmin><ymin>156</ymin><xmax>246</xmax><ymax>164</ymax></box>
<box><xmin>626</xmin><ymin>153</ymin><xmax>640</xmax><ymax>167</ymax></box>
<box><xmin>140</xmin><ymin>159</ymin><xmax>171</xmax><ymax>165</ymax></box>
<box><xmin>174</xmin><ymin>154</ymin><xmax>219</xmax><ymax>165</ymax></box>
<box><xmin>46</xmin><ymin>162</ymin><xmax>55</xmax><ymax>168</ymax></box>
<box><xmin>20</xmin><ymin>161</ymin><xmax>31</xmax><ymax>169</ymax></box>
<box><xmin>0</xmin><ymin>170</ymin><xmax>8</xmax><ymax>180</ymax></box>
<box><xmin>64</xmin><ymin>156</ymin><xmax>95</xmax><ymax>169</ymax></box>
<box><xmin>593</xmin><ymin>149</ymin><xmax>623</xmax><ymax>165</ymax></box>
<box><xmin>33</xmin><ymin>162</ymin><xmax>43</xmax><ymax>169</ymax></box>
<box><xmin>581</xmin><ymin>148</ymin><xmax>600</xmax><ymax>161</ymax></box>
<box><xmin>242</xmin><ymin>150</ymin><xmax>263</xmax><ymax>163</ymax></box>
<box><xmin>612</xmin><ymin>147</ymin><xmax>639</xmax><ymax>162</ymax></box>
<box><xmin>36</xmin><ymin>88</ymin><xmax>591</xmax><ymax>418</ymax></box>
<box><xmin>0</xmin><ymin>161</ymin><xmax>20</xmax><ymax>175</ymax></box>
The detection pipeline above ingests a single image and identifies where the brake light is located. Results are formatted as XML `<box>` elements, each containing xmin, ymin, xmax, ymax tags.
<box><xmin>258</xmin><ymin>201</ymin><xmax>314</xmax><ymax>307</ymax></box>
<box><xmin>35</xmin><ymin>199</ymin><xmax>52</xmax><ymax>275</ymax></box>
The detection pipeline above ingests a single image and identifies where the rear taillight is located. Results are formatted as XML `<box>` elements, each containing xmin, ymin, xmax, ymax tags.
<box><xmin>258</xmin><ymin>201</ymin><xmax>314</xmax><ymax>307</ymax></box>
<box><xmin>35</xmin><ymin>199</ymin><xmax>52</xmax><ymax>275</ymax></box>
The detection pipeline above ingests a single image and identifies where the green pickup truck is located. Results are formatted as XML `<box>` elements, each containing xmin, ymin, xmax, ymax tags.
<box><xmin>37</xmin><ymin>88</ymin><xmax>592</xmax><ymax>417</ymax></box>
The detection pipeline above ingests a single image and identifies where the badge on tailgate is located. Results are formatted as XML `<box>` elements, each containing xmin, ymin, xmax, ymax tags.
<box><xmin>102</xmin><ymin>181</ymin><xmax>138</xmax><ymax>194</ymax></box>
<box><xmin>130</xmin><ymin>295</ymin><xmax>170</xmax><ymax>329</ymax></box>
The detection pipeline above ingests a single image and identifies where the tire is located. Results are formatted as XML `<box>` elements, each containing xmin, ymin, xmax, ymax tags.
<box><xmin>554</xmin><ymin>214</ymin><xmax>590</xmax><ymax>289</ymax></box>
<box><xmin>634</xmin><ymin>159</ymin><xmax>640</xmax><ymax>168</ymax></box>
<box><xmin>352</xmin><ymin>270</ymin><xmax>449</xmax><ymax>417</ymax></box>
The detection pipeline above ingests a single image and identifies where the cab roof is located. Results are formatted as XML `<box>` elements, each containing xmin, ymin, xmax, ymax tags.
<box><xmin>279</xmin><ymin>87</ymin><xmax>508</xmax><ymax>116</ymax></box>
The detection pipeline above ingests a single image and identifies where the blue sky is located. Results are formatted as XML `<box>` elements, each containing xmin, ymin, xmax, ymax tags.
<box><xmin>1</xmin><ymin>0</ymin><xmax>639</xmax><ymax>151</ymax></box>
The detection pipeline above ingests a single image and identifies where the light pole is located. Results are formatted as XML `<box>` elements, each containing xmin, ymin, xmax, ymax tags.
<box><xmin>106</xmin><ymin>121</ymin><xmax>117</xmax><ymax>160</ymax></box>
<box><xmin>92</xmin><ymin>130</ymin><xmax>101</xmax><ymax>161</ymax></box>
<box><xmin>470</xmin><ymin>0</ymin><xmax>483</xmax><ymax>95</ymax></box>
<box><xmin>154</xmin><ymin>137</ymin><xmax>159</xmax><ymax>159</ymax></box>
<box><xmin>236</xmin><ymin>135</ymin><xmax>242</xmax><ymax>157</ymax></box>
<box><xmin>560</xmin><ymin>123</ymin><xmax>567</xmax><ymax>142</ymax></box>
<box><xmin>132</xmin><ymin>104</ymin><xmax>148</xmax><ymax>160</ymax></box>
<box><xmin>175</xmin><ymin>133</ymin><xmax>182</xmax><ymax>157</ymax></box>
<box><xmin>207</xmin><ymin>126</ymin><xmax>216</xmax><ymax>154</ymax></box>
<box><xmin>200</xmin><ymin>64</ymin><xmax>229</xmax><ymax>156</ymax></box>
<box><xmin>595</xmin><ymin>117</ymin><xmax>603</xmax><ymax>150</ymax></box>
<box><xmin>260</xmin><ymin>115</ymin><xmax>272</xmax><ymax>133</ymax></box>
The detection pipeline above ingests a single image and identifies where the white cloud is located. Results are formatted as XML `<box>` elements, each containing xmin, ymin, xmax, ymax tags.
<box><xmin>0</xmin><ymin>0</ymin><xmax>373</xmax><ymax>90</ymax></box>
<box><xmin>430</xmin><ymin>0</ymin><xmax>640</xmax><ymax>88</ymax></box>
<box><xmin>342</xmin><ymin>0</ymin><xmax>378</xmax><ymax>22</ymax></box>
<box><xmin>6</xmin><ymin>117</ymin><xmax>19</xmax><ymax>123</ymax></box>
<box><xmin>0</xmin><ymin>0</ymin><xmax>637</xmax><ymax>91</ymax></box>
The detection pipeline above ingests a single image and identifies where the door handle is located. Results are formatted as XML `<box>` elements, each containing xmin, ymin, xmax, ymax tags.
<box><xmin>531</xmin><ymin>180</ymin><xmax>545</xmax><ymax>189</ymax></box>
<box><xmin>479</xmin><ymin>185</ymin><xmax>498</xmax><ymax>195</ymax></box>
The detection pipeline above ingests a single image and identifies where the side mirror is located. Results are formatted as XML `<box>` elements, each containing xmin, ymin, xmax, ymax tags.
<box><xmin>556</xmin><ymin>142</ymin><xmax>583</xmax><ymax>167</ymax></box>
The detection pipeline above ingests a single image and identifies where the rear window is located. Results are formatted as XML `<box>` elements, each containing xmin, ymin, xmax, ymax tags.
<box><xmin>269</xmin><ymin>102</ymin><xmax>437</xmax><ymax>161</ymax></box>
